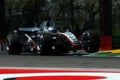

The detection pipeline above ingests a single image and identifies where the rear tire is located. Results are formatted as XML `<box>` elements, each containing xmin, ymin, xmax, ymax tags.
<box><xmin>9</xmin><ymin>42</ymin><xmax>22</xmax><ymax>55</ymax></box>
<box><xmin>82</xmin><ymin>30</ymin><xmax>100</xmax><ymax>53</ymax></box>
<box><xmin>6</xmin><ymin>34</ymin><xmax>22</xmax><ymax>55</ymax></box>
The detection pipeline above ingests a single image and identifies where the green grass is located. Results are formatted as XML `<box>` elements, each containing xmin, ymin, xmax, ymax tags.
<box><xmin>86</xmin><ymin>52</ymin><xmax>120</xmax><ymax>57</ymax></box>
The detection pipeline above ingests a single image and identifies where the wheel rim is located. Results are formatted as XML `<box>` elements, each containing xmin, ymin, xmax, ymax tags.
<box><xmin>82</xmin><ymin>32</ymin><xmax>92</xmax><ymax>52</ymax></box>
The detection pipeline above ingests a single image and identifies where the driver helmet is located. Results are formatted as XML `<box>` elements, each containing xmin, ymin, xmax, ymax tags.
<box><xmin>48</xmin><ymin>26</ymin><xmax>57</xmax><ymax>33</ymax></box>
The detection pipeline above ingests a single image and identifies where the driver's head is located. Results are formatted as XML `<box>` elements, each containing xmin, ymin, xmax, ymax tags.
<box><xmin>48</xmin><ymin>26</ymin><xmax>57</xmax><ymax>33</ymax></box>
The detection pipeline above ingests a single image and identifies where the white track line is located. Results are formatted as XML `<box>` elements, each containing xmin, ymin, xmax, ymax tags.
<box><xmin>0</xmin><ymin>67</ymin><xmax>120</xmax><ymax>72</ymax></box>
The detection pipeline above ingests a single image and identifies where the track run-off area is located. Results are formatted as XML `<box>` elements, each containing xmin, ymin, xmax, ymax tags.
<box><xmin>0</xmin><ymin>51</ymin><xmax>120</xmax><ymax>80</ymax></box>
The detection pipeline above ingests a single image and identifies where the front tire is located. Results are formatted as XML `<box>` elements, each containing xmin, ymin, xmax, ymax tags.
<box><xmin>82</xmin><ymin>30</ymin><xmax>100</xmax><ymax>53</ymax></box>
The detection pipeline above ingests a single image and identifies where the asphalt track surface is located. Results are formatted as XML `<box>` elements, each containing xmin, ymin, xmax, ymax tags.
<box><xmin>0</xmin><ymin>51</ymin><xmax>120</xmax><ymax>70</ymax></box>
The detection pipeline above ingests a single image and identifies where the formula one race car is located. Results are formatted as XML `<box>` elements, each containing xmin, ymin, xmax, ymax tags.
<box><xmin>5</xmin><ymin>21</ymin><xmax>100</xmax><ymax>55</ymax></box>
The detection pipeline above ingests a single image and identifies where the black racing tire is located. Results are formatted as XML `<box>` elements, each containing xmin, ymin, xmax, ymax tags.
<box><xmin>82</xmin><ymin>30</ymin><xmax>100</xmax><ymax>53</ymax></box>
<box><xmin>6</xmin><ymin>34</ymin><xmax>22</xmax><ymax>55</ymax></box>
<box><xmin>39</xmin><ymin>33</ymin><xmax>53</xmax><ymax>55</ymax></box>
<box><xmin>8</xmin><ymin>42</ymin><xmax>22</xmax><ymax>55</ymax></box>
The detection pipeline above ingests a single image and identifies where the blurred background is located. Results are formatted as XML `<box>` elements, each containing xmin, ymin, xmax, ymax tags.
<box><xmin>0</xmin><ymin>0</ymin><xmax>120</xmax><ymax>50</ymax></box>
